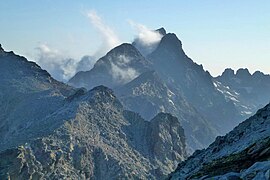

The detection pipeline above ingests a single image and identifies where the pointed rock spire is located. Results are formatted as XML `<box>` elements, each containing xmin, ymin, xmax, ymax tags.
<box><xmin>155</xmin><ymin>27</ymin><xmax>167</xmax><ymax>36</ymax></box>
<box><xmin>153</xmin><ymin>33</ymin><xmax>185</xmax><ymax>57</ymax></box>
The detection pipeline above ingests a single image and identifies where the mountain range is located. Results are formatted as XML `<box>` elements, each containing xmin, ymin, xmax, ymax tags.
<box><xmin>0</xmin><ymin>44</ymin><xmax>187</xmax><ymax>179</ymax></box>
<box><xmin>69</xmin><ymin>28</ymin><xmax>270</xmax><ymax>152</ymax></box>
<box><xmin>0</xmin><ymin>26</ymin><xmax>269</xmax><ymax>179</ymax></box>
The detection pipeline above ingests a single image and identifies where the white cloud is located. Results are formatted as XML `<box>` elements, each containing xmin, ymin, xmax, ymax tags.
<box><xmin>128</xmin><ymin>20</ymin><xmax>164</xmax><ymax>55</ymax></box>
<box><xmin>33</xmin><ymin>11</ymin><xmax>123</xmax><ymax>82</ymax></box>
<box><xmin>33</xmin><ymin>13</ymin><xmax>165</xmax><ymax>83</ymax></box>
<box><xmin>87</xmin><ymin>10</ymin><xmax>121</xmax><ymax>58</ymax></box>
<box><xmin>128</xmin><ymin>20</ymin><xmax>163</xmax><ymax>46</ymax></box>
<box><xmin>109</xmin><ymin>55</ymin><xmax>139</xmax><ymax>83</ymax></box>
<box><xmin>35</xmin><ymin>44</ymin><xmax>95</xmax><ymax>82</ymax></box>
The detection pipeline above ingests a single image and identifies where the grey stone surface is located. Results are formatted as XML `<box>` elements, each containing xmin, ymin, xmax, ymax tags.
<box><xmin>0</xmin><ymin>48</ymin><xmax>187</xmax><ymax>179</ymax></box>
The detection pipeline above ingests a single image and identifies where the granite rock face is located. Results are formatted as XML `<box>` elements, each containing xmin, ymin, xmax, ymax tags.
<box><xmin>0</xmin><ymin>47</ymin><xmax>187</xmax><ymax>179</ymax></box>
<box><xmin>168</xmin><ymin>103</ymin><xmax>270</xmax><ymax>179</ymax></box>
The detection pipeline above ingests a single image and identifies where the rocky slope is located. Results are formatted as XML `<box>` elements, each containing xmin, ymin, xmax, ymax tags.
<box><xmin>147</xmin><ymin>32</ymin><xmax>241</xmax><ymax>135</ymax></box>
<box><xmin>68</xmin><ymin>33</ymin><xmax>222</xmax><ymax>152</ymax></box>
<box><xmin>0</xmin><ymin>45</ymin><xmax>187</xmax><ymax>179</ymax></box>
<box><xmin>68</xmin><ymin>28</ymin><xmax>268</xmax><ymax>152</ymax></box>
<box><xmin>168</xmin><ymin>103</ymin><xmax>270</xmax><ymax>179</ymax></box>
<box><xmin>115</xmin><ymin>70</ymin><xmax>217</xmax><ymax>152</ymax></box>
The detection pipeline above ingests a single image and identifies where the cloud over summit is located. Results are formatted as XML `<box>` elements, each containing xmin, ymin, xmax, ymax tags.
<box><xmin>129</xmin><ymin>21</ymin><xmax>164</xmax><ymax>55</ymax></box>
<box><xmin>32</xmin><ymin>11</ymin><xmax>164</xmax><ymax>83</ymax></box>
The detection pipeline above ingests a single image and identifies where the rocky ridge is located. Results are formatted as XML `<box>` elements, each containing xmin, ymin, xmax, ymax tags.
<box><xmin>115</xmin><ymin>70</ymin><xmax>217</xmax><ymax>152</ymax></box>
<box><xmin>168</xmin><ymin>103</ymin><xmax>270</xmax><ymax>179</ymax></box>
<box><xmin>0</xmin><ymin>46</ymin><xmax>187</xmax><ymax>179</ymax></box>
<box><xmin>69</xmin><ymin>28</ymin><xmax>258</xmax><ymax>152</ymax></box>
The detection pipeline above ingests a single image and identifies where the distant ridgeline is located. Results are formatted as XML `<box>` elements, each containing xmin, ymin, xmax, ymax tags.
<box><xmin>69</xmin><ymin>28</ymin><xmax>270</xmax><ymax>152</ymax></box>
<box><xmin>1</xmin><ymin>26</ymin><xmax>270</xmax><ymax>179</ymax></box>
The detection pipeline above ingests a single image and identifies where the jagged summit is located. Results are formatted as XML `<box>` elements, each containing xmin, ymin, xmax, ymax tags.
<box><xmin>215</xmin><ymin>67</ymin><xmax>270</xmax><ymax>121</ymax></box>
<box><xmin>219</xmin><ymin>68</ymin><xmax>268</xmax><ymax>79</ymax></box>
<box><xmin>92</xmin><ymin>43</ymin><xmax>146</xmax><ymax>69</ymax></box>
<box><xmin>148</xmin><ymin>33</ymin><xmax>188</xmax><ymax>66</ymax></box>
<box><xmin>131</xmin><ymin>28</ymin><xmax>166</xmax><ymax>56</ymax></box>
<box><xmin>157</xmin><ymin>33</ymin><xmax>183</xmax><ymax>52</ymax></box>
<box><xmin>221</xmin><ymin>68</ymin><xmax>235</xmax><ymax>77</ymax></box>
<box><xmin>68</xmin><ymin>42</ymin><xmax>151</xmax><ymax>89</ymax></box>
<box><xmin>156</xmin><ymin>27</ymin><xmax>167</xmax><ymax>36</ymax></box>
<box><xmin>91</xmin><ymin>85</ymin><xmax>113</xmax><ymax>94</ymax></box>
<box><xmin>106</xmin><ymin>43</ymin><xmax>142</xmax><ymax>57</ymax></box>
<box><xmin>253</xmin><ymin>70</ymin><xmax>265</xmax><ymax>78</ymax></box>
<box><xmin>67</xmin><ymin>85</ymin><xmax>116</xmax><ymax>103</ymax></box>
<box><xmin>147</xmin><ymin>32</ymin><xmax>191</xmax><ymax>71</ymax></box>
<box><xmin>236</xmin><ymin>68</ymin><xmax>252</xmax><ymax>79</ymax></box>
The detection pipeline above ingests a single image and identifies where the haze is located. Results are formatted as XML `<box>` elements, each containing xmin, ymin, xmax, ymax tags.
<box><xmin>1</xmin><ymin>0</ymin><xmax>269</xmax><ymax>78</ymax></box>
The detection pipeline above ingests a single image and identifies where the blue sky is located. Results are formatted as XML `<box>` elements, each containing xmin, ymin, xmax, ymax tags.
<box><xmin>1</xmin><ymin>0</ymin><xmax>270</xmax><ymax>77</ymax></box>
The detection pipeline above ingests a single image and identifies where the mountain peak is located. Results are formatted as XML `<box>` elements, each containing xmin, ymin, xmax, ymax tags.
<box><xmin>114</xmin><ymin>43</ymin><xmax>135</xmax><ymax>50</ymax></box>
<box><xmin>163</xmin><ymin>33</ymin><xmax>181</xmax><ymax>43</ymax></box>
<box><xmin>236</xmin><ymin>68</ymin><xmax>251</xmax><ymax>79</ymax></box>
<box><xmin>116</xmin><ymin>43</ymin><xmax>134</xmax><ymax>49</ymax></box>
<box><xmin>157</xmin><ymin>33</ymin><xmax>183</xmax><ymax>52</ymax></box>
<box><xmin>253</xmin><ymin>70</ymin><xmax>265</xmax><ymax>78</ymax></box>
<box><xmin>88</xmin><ymin>85</ymin><xmax>123</xmax><ymax>108</ymax></box>
<box><xmin>156</xmin><ymin>27</ymin><xmax>167</xmax><ymax>36</ymax></box>
<box><xmin>221</xmin><ymin>68</ymin><xmax>235</xmax><ymax>77</ymax></box>
<box><xmin>149</xmin><ymin>33</ymin><xmax>186</xmax><ymax>60</ymax></box>
<box><xmin>91</xmin><ymin>85</ymin><xmax>114</xmax><ymax>95</ymax></box>
<box><xmin>107</xmin><ymin>43</ymin><xmax>142</xmax><ymax>57</ymax></box>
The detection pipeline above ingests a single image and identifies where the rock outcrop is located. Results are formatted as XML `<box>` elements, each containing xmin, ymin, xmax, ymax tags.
<box><xmin>168</xmin><ymin>103</ymin><xmax>270</xmax><ymax>179</ymax></box>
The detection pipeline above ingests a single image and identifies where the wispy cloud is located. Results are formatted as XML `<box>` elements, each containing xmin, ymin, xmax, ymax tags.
<box><xmin>34</xmin><ymin>12</ymin><xmax>164</xmax><ymax>83</ymax></box>
<box><xmin>33</xmin><ymin>11</ymin><xmax>122</xmax><ymax>82</ymax></box>
<box><xmin>110</xmin><ymin>55</ymin><xmax>139</xmax><ymax>83</ymax></box>
<box><xmin>128</xmin><ymin>20</ymin><xmax>163</xmax><ymax>46</ymax></box>
<box><xmin>128</xmin><ymin>20</ymin><xmax>164</xmax><ymax>55</ymax></box>
<box><xmin>35</xmin><ymin>44</ymin><xmax>95</xmax><ymax>82</ymax></box>
<box><xmin>87</xmin><ymin>10</ymin><xmax>121</xmax><ymax>58</ymax></box>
